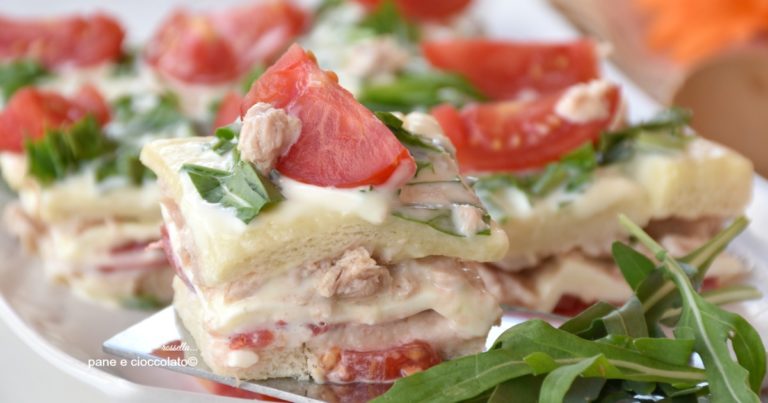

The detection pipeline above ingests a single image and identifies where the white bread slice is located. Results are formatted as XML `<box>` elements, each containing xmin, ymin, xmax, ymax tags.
<box><xmin>491</xmin><ymin>138</ymin><xmax>752</xmax><ymax>269</ymax></box>
<box><xmin>0</xmin><ymin>153</ymin><xmax>162</xmax><ymax>224</ymax></box>
<box><xmin>174</xmin><ymin>278</ymin><xmax>485</xmax><ymax>382</ymax></box>
<box><xmin>142</xmin><ymin>136</ymin><xmax>508</xmax><ymax>286</ymax></box>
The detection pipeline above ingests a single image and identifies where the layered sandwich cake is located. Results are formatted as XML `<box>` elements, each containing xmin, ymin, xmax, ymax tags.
<box><xmin>141</xmin><ymin>44</ymin><xmax>507</xmax><ymax>383</ymax></box>
<box><xmin>432</xmin><ymin>76</ymin><xmax>753</xmax><ymax>314</ymax></box>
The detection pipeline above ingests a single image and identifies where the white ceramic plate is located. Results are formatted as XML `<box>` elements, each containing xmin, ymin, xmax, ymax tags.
<box><xmin>1</xmin><ymin>1</ymin><xmax>767</xmax><ymax>402</ymax></box>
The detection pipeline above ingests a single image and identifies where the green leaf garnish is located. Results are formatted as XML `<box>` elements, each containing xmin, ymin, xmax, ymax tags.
<box><xmin>358</xmin><ymin>0</ymin><xmax>419</xmax><ymax>42</ymax></box>
<box><xmin>120</xmin><ymin>293</ymin><xmax>166</xmax><ymax>310</ymax></box>
<box><xmin>620</xmin><ymin>215</ymin><xmax>765</xmax><ymax>400</ymax></box>
<box><xmin>111</xmin><ymin>92</ymin><xmax>185</xmax><ymax>136</ymax></box>
<box><xmin>474</xmin><ymin>143</ymin><xmax>597</xmax><ymax>203</ymax></box>
<box><xmin>373</xmin><ymin>215</ymin><xmax>765</xmax><ymax>402</ymax></box>
<box><xmin>97</xmin><ymin>92</ymin><xmax>190</xmax><ymax>185</ymax></box>
<box><xmin>375</xmin><ymin>111</ymin><xmax>442</xmax><ymax>152</ymax></box>
<box><xmin>111</xmin><ymin>49</ymin><xmax>138</xmax><ymax>77</ymax></box>
<box><xmin>598</xmin><ymin>107</ymin><xmax>693</xmax><ymax>165</ymax></box>
<box><xmin>25</xmin><ymin>116</ymin><xmax>117</xmax><ymax>185</ymax></box>
<box><xmin>0</xmin><ymin>59</ymin><xmax>49</xmax><ymax>99</ymax></box>
<box><xmin>212</xmin><ymin>123</ymin><xmax>239</xmax><ymax>155</ymax></box>
<box><xmin>182</xmin><ymin>160</ymin><xmax>284</xmax><ymax>224</ymax></box>
<box><xmin>240</xmin><ymin>65</ymin><xmax>265</xmax><ymax>93</ymax></box>
<box><xmin>360</xmin><ymin>72</ymin><xmax>485</xmax><ymax>111</ymax></box>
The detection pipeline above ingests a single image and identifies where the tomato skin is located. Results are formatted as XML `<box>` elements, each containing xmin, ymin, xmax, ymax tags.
<box><xmin>355</xmin><ymin>0</ymin><xmax>472</xmax><ymax>21</ymax></box>
<box><xmin>212</xmin><ymin>92</ymin><xmax>244</xmax><ymax>130</ymax></box>
<box><xmin>146</xmin><ymin>0</ymin><xmax>308</xmax><ymax>84</ymax></box>
<box><xmin>242</xmin><ymin>44</ymin><xmax>415</xmax><ymax>188</ymax></box>
<box><xmin>433</xmin><ymin>83</ymin><xmax>621</xmax><ymax>172</ymax></box>
<box><xmin>145</xmin><ymin>12</ymin><xmax>240</xmax><ymax>84</ymax></box>
<box><xmin>422</xmin><ymin>39</ymin><xmax>600</xmax><ymax>100</ymax></box>
<box><xmin>209</xmin><ymin>1</ymin><xmax>309</xmax><ymax>69</ymax></box>
<box><xmin>0</xmin><ymin>86</ymin><xmax>110</xmax><ymax>152</ymax></box>
<box><xmin>0</xmin><ymin>13</ymin><xmax>124</xmax><ymax>69</ymax></box>
<box><xmin>72</xmin><ymin>85</ymin><xmax>111</xmax><ymax>124</ymax></box>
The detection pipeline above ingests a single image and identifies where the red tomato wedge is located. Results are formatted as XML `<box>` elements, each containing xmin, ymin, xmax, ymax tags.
<box><xmin>0</xmin><ymin>86</ymin><xmax>110</xmax><ymax>152</ymax></box>
<box><xmin>209</xmin><ymin>1</ymin><xmax>309</xmax><ymax>70</ymax></box>
<box><xmin>144</xmin><ymin>12</ymin><xmax>239</xmax><ymax>84</ymax></box>
<box><xmin>145</xmin><ymin>0</ymin><xmax>308</xmax><ymax>84</ymax></box>
<box><xmin>0</xmin><ymin>13</ymin><xmax>124</xmax><ymax>69</ymax></box>
<box><xmin>432</xmin><ymin>82</ymin><xmax>621</xmax><ymax>172</ymax></box>
<box><xmin>242</xmin><ymin>44</ymin><xmax>415</xmax><ymax>188</ymax></box>
<box><xmin>355</xmin><ymin>0</ymin><xmax>472</xmax><ymax>21</ymax></box>
<box><xmin>213</xmin><ymin>92</ymin><xmax>245</xmax><ymax>130</ymax></box>
<box><xmin>422</xmin><ymin>39</ymin><xmax>600</xmax><ymax>100</ymax></box>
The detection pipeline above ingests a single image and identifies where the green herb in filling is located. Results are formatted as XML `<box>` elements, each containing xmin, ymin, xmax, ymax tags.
<box><xmin>361</xmin><ymin>72</ymin><xmax>485</xmax><ymax>112</ymax></box>
<box><xmin>0</xmin><ymin>59</ymin><xmax>49</xmax><ymax>100</ymax></box>
<box><xmin>358</xmin><ymin>0</ymin><xmax>419</xmax><ymax>43</ymax></box>
<box><xmin>25</xmin><ymin>116</ymin><xmax>117</xmax><ymax>185</ymax></box>
<box><xmin>211</xmin><ymin>123</ymin><xmax>239</xmax><ymax>155</ymax></box>
<box><xmin>111</xmin><ymin>49</ymin><xmax>138</xmax><ymax>77</ymax></box>
<box><xmin>376</xmin><ymin>111</ymin><xmax>443</xmax><ymax>152</ymax></box>
<box><xmin>597</xmin><ymin>107</ymin><xmax>693</xmax><ymax>165</ymax></box>
<box><xmin>25</xmin><ymin>92</ymin><xmax>192</xmax><ymax>186</ymax></box>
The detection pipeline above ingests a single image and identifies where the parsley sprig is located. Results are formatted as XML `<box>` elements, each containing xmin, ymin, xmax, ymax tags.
<box><xmin>374</xmin><ymin>216</ymin><xmax>764</xmax><ymax>402</ymax></box>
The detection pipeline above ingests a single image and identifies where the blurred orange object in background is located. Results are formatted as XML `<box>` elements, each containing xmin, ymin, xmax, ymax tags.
<box><xmin>636</xmin><ymin>0</ymin><xmax>768</xmax><ymax>65</ymax></box>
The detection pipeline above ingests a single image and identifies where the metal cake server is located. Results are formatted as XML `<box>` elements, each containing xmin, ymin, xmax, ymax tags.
<box><xmin>103</xmin><ymin>307</ymin><xmax>561</xmax><ymax>403</ymax></box>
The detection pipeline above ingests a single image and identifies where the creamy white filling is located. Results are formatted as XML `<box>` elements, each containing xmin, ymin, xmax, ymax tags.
<box><xmin>190</xmin><ymin>256</ymin><xmax>500</xmax><ymax>340</ymax></box>
<box><xmin>276</xmin><ymin>177</ymin><xmax>393</xmax><ymax>225</ymax></box>
<box><xmin>226</xmin><ymin>350</ymin><xmax>260</xmax><ymax>368</ymax></box>
<box><xmin>554</xmin><ymin>80</ymin><xmax>613</xmax><ymax>123</ymax></box>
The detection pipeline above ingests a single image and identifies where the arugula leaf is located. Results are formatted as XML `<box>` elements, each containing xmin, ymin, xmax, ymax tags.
<box><xmin>660</xmin><ymin>285</ymin><xmax>763</xmax><ymax>324</ymax></box>
<box><xmin>601</xmin><ymin>298</ymin><xmax>648</xmax><ymax>338</ymax></box>
<box><xmin>375</xmin><ymin>111</ymin><xmax>442</xmax><ymax>152</ymax></box>
<box><xmin>487</xmin><ymin>376</ymin><xmax>543</xmax><ymax>403</ymax></box>
<box><xmin>182</xmin><ymin>161</ymin><xmax>283</xmax><ymax>223</ymax></box>
<box><xmin>360</xmin><ymin>72</ymin><xmax>485</xmax><ymax>111</ymax></box>
<box><xmin>374</xmin><ymin>215</ymin><xmax>764</xmax><ymax>403</ymax></box>
<box><xmin>473</xmin><ymin>143</ymin><xmax>597</xmax><ymax>204</ymax></box>
<box><xmin>0</xmin><ymin>59</ymin><xmax>49</xmax><ymax>99</ymax></box>
<box><xmin>612</xmin><ymin>241</ymin><xmax>656</xmax><ymax>291</ymax></box>
<box><xmin>392</xmin><ymin>206</ymin><xmax>491</xmax><ymax>237</ymax></box>
<box><xmin>25</xmin><ymin>116</ymin><xmax>117</xmax><ymax>185</ymax></box>
<box><xmin>538</xmin><ymin>354</ymin><xmax>604</xmax><ymax>403</ymax></box>
<box><xmin>598</xmin><ymin>107</ymin><xmax>692</xmax><ymax>165</ymax></box>
<box><xmin>375</xmin><ymin>320</ymin><xmax>705</xmax><ymax>403</ymax></box>
<box><xmin>620</xmin><ymin>215</ymin><xmax>765</xmax><ymax>401</ymax></box>
<box><xmin>358</xmin><ymin>0</ymin><xmax>418</xmax><ymax>42</ymax></box>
